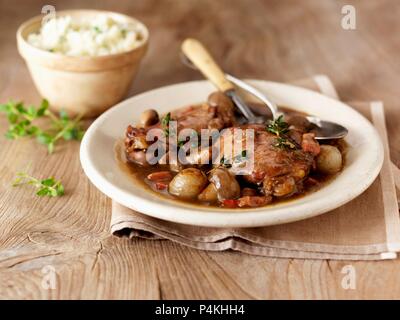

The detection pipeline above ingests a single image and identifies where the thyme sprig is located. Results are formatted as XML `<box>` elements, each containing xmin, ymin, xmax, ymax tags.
<box><xmin>12</xmin><ymin>172</ymin><xmax>64</xmax><ymax>197</ymax></box>
<box><xmin>266</xmin><ymin>115</ymin><xmax>296</xmax><ymax>150</ymax></box>
<box><xmin>0</xmin><ymin>99</ymin><xmax>85</xmax><ymax>153</ymax></box>
<box><xmin>266</xmin><ymin>115</ymin><xmax>289</xmax><ymax>137</ymax></box>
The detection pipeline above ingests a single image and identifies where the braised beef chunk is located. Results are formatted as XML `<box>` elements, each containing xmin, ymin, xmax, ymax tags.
<box><xmin>123</xmin><ymin>91</ymin><xmax>344</xmax><ymax>208</ymax></box>
<box><xmin>250</xmin><ymin>130</ymin><xmax>313</xmax><ymax>197</ymax></box>
<box><xmin>124</xmin><ymin>91</ymin><xmax>236</xmax><ymax>163</ymax></box>
<box><xmin>171</xmin><ymin>92</ymin><xmax>235</xmax><ymax>131</ymax></box>
<box><xmin>125</xmin><ymin>126</ymin><xmax>149</xmax><ymax>165</ymax></box>
<box><xmin>218</xmin><ymin>125</ymin><xmax>314</xmax><ymax>198</ymax></box>
<box><xmin>301</xmin><ymin>132</ymin><xmax>321</xmax><ymax>156</ymax></box>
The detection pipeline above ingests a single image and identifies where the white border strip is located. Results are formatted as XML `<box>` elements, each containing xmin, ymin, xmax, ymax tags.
<box><xmin>380</xmin><ymin>252</ymin><xmax>397</xmax><ymax>259</ymax></box>
<box><xmin>391</xmin><ymin>162</ymin><xmax>400</xmax><ymax>191</ymax></box>
<box><xmin>314</xmin><ymin>74</ymin><xmax>400</xmax><ymax>189</ymax></box>
<box><xmin>371</xmin><ymin>101</ymin><xmax>400</xmax><ymax>253</ymax></box>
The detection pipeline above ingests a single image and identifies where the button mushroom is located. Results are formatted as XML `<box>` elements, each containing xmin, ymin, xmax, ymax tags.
<box><xmin>198</xmin><ymin>183</ymin><xmax>218</xmax><ymax>202</ymax></box>
<box><xmin>207</xmin><ymin>91</ymin><xmax>233</xmax><ymax>108</ymax></box>
<box><xmin>140</xmin><ymin>109</ymin><xmax>159</xmax><ymax>128</ymax></box>
<box><xmin>168</xmin><ymin>168</ymin><xmax>208</xmax><ymax>199</ymax></box>
<box><xmin>208</xmin><ymin>168</ymin><xmax>241</xmax><ymax>201</ymax></box>
<box><xmin>207</xmin><ymin>92</ymin><xmax>235</xmax><ymax>127</ymax></box>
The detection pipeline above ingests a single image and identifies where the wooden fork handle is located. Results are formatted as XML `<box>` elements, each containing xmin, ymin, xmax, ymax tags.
<box><xmin>181</xmin><ymin>38</ymin><xmax>234</xmax><ymax>92</ymax></box>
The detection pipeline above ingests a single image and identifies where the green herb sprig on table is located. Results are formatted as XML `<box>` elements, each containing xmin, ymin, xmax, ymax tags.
<box><xmin>266</xmin><ymin>115</ymin><xmax>296</xmax><ymax>150</ymax></box>
<box><xmin>12</xmin><ymin>172</ymin><xmax>64</xmax><ymax>197</ymax></box>
<box><xmin>0</xmin><ymin>99</ymin><xmax>85</xmax><ymax>153</ymax></box>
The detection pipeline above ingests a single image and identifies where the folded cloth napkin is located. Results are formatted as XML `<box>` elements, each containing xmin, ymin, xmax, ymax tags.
<box><xmin>111</xmin><ymin>75</ymin><xmax>400</xmax><ymax>260</ymax></box>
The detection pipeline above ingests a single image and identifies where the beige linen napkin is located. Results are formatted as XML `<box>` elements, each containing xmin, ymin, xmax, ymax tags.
<box><xmin>111</xmin><ymin>75</ymin><xmax>400</xmax><ymax>260</ymax></box>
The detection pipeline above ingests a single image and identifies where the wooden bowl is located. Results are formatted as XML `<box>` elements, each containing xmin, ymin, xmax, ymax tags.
<box><xmin>17</xmin><ymin>10</ymin><xmax>149</xmax><ymax>118</ymax></box>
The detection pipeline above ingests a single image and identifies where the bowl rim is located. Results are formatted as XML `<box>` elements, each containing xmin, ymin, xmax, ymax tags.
<box><xmin>16</xmin><ymin>9</ymin><xmax>149</xmax><ymax>70</ymax></box>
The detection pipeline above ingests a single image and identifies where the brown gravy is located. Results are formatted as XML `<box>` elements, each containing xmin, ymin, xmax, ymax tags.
<box><xmin>117</xmin><ymin>105</ymin><xmax>346</xmax><ymax>209</ymax></box>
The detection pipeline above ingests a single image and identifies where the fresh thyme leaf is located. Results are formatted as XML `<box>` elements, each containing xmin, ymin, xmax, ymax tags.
<box><xmin>15</xmin><ymin>102</ymin><xmax>26</xmax><ymax>114</ymax></box>
<box><xmin>63</xmin><ymin>128</ymin><xmax>76</xmax><ymax>140</ymax></box>
<box><xmin>266</xmin><ymin>115</ymin><xmax>289</xmax><ymax>137</ymax></box>
<box><xmin>7</xmin><ymin>119</ymin><xmax>33</xmax><ymax>138</ymax></box>
<box><xmin>7</xmin><ymin>113</ymin><xmax>18</xmax><ymax>124</ymax></box>
<box><xmin>177</xmin><ymin>139</ymin><xmax>186</xmax><ymax>148</ymax></box>
<box><xmin>41</xmin><ymin>178</ymin><xmax>56</xmax><ymax>186</ymax></box>
<box><xmin>266</xmin><ymin>115</ymin><xmax>298</xmax><ymax>150</ymax></box>
<box><xmin>36</xmin><ymin>188</ymin><xmax>49</xmax><ymax>196</ymax></box>
<box><xmin>26</xmin><ymin>106</ymin><xmax>37</xmax><ymax>118</ymax></box>
<box><xmin>12</xmin><ymin>172</ymin><xmax>64</xmax><ymax>197</ymax></box>
<box><xmin>161</xmin><ymin>112</ymin><xmax>171</xmax><ymax>137</ymax></box>
<box><xmin>161</xmin><ymin>112</ymin><xmax>171</xmax><ymax>127</ymax></box>
<box><xmin>36</xmin><ymin>132</ymin><xmax>52</xmax><ymax>145</ymax></box>
<box><xmin>26</xmin><ymin>126</ymin><xmax>39</xmax><ymax>135</ymax></box>
<box><xmin>59</xmin><ymin>110</ymin><xmax>70</xmax><ymax>122</ymax></box>
<box><xmin>76</xmin><ymin>130</ymin><xmax>85</xmax><ymax>141</ymax></box>
<box><xmin>37</xmin><ymin>100</ymin><xmax>48</xmax><ymax>116</ymax></box>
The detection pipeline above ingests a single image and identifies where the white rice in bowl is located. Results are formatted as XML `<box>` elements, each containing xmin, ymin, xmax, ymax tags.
<box><xmin>27</xmin><ymin>14</ymin><xmax>145</xmax><ymax>56</ymax></box>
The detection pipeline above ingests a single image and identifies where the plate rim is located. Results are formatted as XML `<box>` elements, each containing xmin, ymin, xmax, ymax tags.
<box><xmin>80</xmin><ymin>79</ymin><xmax>384</xmax><ymax>227</ymax></box>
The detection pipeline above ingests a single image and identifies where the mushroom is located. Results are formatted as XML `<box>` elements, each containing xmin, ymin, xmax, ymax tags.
<box><xmin>207</xmin><ymin>91</ymin><xmax>233</xmax><ymax>109</ymax></box>
<box><xmin>168</xmin><ymin>168</ymin><xmax>208</xmax><ymax>199</ymax></box>
<box><xmin>140</xmin><ymin>109</ymin><xmax>159</xmax><ymax>128</ymax></box>
<box><xmin>198</xmin><ymin>183</ymin><xmax>218</xmax><ymax>202</ymax></box>
<box><xmin>208</xmin><ymin>168</ymin><xmax>240</xmax><ymax>201</ymax></box>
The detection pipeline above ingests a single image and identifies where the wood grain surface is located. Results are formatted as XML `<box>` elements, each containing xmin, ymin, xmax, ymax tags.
<box><xmin>1</xmin><ymin>0</ymin><xmax>400</xmax><ymax>299</ymax></box>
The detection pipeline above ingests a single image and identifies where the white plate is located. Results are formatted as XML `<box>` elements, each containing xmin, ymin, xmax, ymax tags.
<box><xmin>80</xmin><ymin>80</ymin><xmax>383</xmax><ymax>227</ymax></box>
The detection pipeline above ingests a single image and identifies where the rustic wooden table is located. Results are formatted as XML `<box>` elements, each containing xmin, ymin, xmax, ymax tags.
<box><xmin>0</xmin><ymin>0</ymin><xmax>399</xmax><ymax>299</ymax></box>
